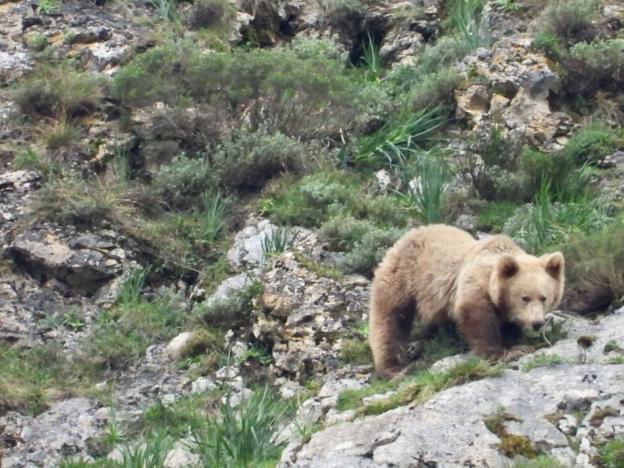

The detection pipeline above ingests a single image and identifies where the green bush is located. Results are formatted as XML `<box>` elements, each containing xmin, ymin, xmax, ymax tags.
<box><xmin>561</xmin><ymin>123</ymin><xmax>623</xmax><ymax>165</ymax></box>
<box><xmin>446</xmin><ymin>0</ymin><xmax>489</xmax><ymax>49</ymax></box>
<box><xmin>598</xmin><ymin>439</ymin><xmax>624</xmax><ymax>468</ymax></box>
<box><xmin>14</xmin><ymin>64</ymin><xmax>103</xmax><ymax>118</ymax></box>
<box><xmin>520</xmin><ymin>149</ymin><xmax>594</xmax><ymax>201</ymax></box>
<box><xmin>476</xmin><ymin>201</ymin><xmax>520</xmax><ymax>232</ymax></box>
<box><xmin>564</xmin><ymin>39</ymin><xmax>624</xmax><ymax>95</ymax></box>
<box><xmin>187</xmin><ymin>0</ymin><xmax>234</xmax><ymax>30</ymax></box>
<box><xmin>261</xmin><ymin>171</ymin><xmax>412</xmax><ymax>228</ymax></box>
<box><xmin>533</xmin><ymin>0</ymin><xmax>600</xmax><ymax>46</ymax></box>
<box><xmin>212</xmin><ymin>128</ymin><xmax>306</xmax><ymax>192</ymax></box>
<box><xmin>402</xmin><ymin>154</ymin><xmax>451</xmax><ymax>224</ymax></box>
<box><xmin>151</xmin><ymin>154</ymin><xmax>215</xmax><ymax>210</ymax></box>
<box><xmin>113</xmin><ymin>41</ymin><xmax>362</xmax><ymax>140</ymax></box>
<box><xmin>561</xmin><ymin>218</ymin><xmax>624</xmax><ymax>312</ymax></box>
<box><xmin>337</xmin><ymin>226</ymin><xmax>404</xmax><ymax>276</ymax></box>
<box><xmin>407</xmin><ymin>69</ymin><xmax>462</xmax><ymax>113</ymax></box>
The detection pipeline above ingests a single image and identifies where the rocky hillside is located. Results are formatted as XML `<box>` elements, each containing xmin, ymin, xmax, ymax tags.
<box><xmin>1</xmin><ymin>0</ymin><xmax>623</xmax><ymax>467</ymax></box>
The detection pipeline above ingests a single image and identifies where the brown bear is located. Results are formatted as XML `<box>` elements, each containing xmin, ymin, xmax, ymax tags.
<box><xmin>369</xmin><ymin>224</ymin><xmax>565</xmax><ymax>378</ymax></box>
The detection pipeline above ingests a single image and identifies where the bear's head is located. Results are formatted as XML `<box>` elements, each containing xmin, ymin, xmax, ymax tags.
<box><xmin>489</xmin><ymin>252</ymin><xmax>565</xmax><ymax>331</ymax></box>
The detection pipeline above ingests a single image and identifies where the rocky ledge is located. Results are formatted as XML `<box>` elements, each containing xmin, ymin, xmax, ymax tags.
<box><xmin>281</xmin><ymin>309</ymin><xmax>624</xmax><ymax>467</ymax></box>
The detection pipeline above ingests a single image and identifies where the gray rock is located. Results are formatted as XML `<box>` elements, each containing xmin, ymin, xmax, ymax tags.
<box><xmin>0</xmin><ymin>398</ymin><xmax>105</xmax><ymax>467</ymax></box>
<box><xmin>10</xmin><ymin>224</ymin><xmax>129</xmax><ymax>295</ymax></box>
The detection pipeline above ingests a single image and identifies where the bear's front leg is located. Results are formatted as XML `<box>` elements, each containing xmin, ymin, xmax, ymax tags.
<box><xmin>456</xmin><ymin>298</ymin><xmax>504</xmax><ymax>360</ymax></box>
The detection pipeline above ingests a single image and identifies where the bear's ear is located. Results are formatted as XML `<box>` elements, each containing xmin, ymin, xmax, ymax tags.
<box><xmin>497</xmin><ymin>254</ymin><xmax>519</xmax><ymax>278</ymax></box>
<box><xmin>542</xmin><ymin>252</ymin><xmax>565</xmax><ymax>279</ymax></box>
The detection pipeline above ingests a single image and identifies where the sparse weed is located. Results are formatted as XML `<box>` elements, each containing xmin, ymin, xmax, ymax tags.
<box><xmin>533</xmin><ymin>0</ymin><xmax>600</xmax><ymax>46</ymax></box>
<box><xmin>521</xmin><ymin>354</ymin><xmax>565</xmax><ymax>372</ymax></box>
<box><xmin>149</xmin><ymin>0</ymin><xmax>178</xmax><ymax>21</ymax></box>
<box><xmin>340</xmin><ymin>338</ymin><xmax>372</xmax><ymax>365</ymax></box>
<box><xmin>361</xmin><ymin>32</ymin><xmax>383</xmax><ymax>82</ymax></box>
<box><xmin>446</xmin><ymin>0</ymin><xmax>489</xmax><ymax>49</ymax></box>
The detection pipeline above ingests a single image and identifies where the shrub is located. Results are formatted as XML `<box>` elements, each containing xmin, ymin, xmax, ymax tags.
<box><xmin>320</xmin><ymin>217</ymin><xmax>404</xmax><ymax>276</ymax></box>
<box><xmin>560</xmin><ymin>123</ymin><xmax>623</xmax><ymax>165</ymax></box>
<box><xmin>563</xmin><ymin>39</ymin><xmax>624</xmax><ymax>95</ymax></box>
<box><xmin>340</xmin><ymin>338</ymin><xmax>372</xmax><ymax>364</ymax></box>
<box><xmin>407</xmin><ymin>69</ymin><xmax>463</xmax><ymax>113</ymax></box>
<box><xmin>476</xmin><ymin>201</ymin><xmax>519</xmax><ymax>232</ymax></box>
<box><xmin>212</xmin><ymin>128</ymin><xmax>306</xmax><ymax>192</ymax></box>
<box><xmin>150</xmin><ymin>154</ymin><xmax>214</xmax><ymax>210</ymax></box>
<box><xmin>187</xmin><ymin>0</ymin><xmax>234</xmax><ymax>30</ymax></box>
<box><xmin>520</xmin><ymin>149</ymin><xmax>594</xmax><ymax>202</ymax></box>
<box><xmin>561</xmin><ymin>218</ymin><xmax>624</xmax><ymax>312</ymax></box>
<box><xmin>113</xmin><ymin>42</ymin><xmax>361</xmax><ymax>140</ymax></box>
<box><xmin>533</xmin><ymin>0</ymin><xmax>600</xmax><ymax>46</ymax></box>
<box><xmin>598</xmin><ymin>439</ymin><xmax>624</xmax><ymax>468</ymax></box>
<box><xmin>320</xmin><ymin>0</ymin><xmax>364</xmax><ymax>38</ymax></box>
<box><xmin>14</xmin><ymin>64</ymin><xmax>103</xmax><ymax>119</ymax></box>
<box><xmin>261</xmin><ymin>171</ymin><xmax>412</xmax><ymax>228</ymax></box>
<box><xmin>194</xmin><ymin>280</ymin><xmax>262</xmax><ymax>330</ymax></box>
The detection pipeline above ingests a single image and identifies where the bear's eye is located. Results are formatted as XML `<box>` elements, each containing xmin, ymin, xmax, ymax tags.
<box><xmin>522</xmin><ymin>296</ymin><xmax>530</xmax><ymax>303</ymax></box>
<box><xmin>539</xmin><ymin>295</ymin><xmax>546</xmax><ymax>303</ymax></box>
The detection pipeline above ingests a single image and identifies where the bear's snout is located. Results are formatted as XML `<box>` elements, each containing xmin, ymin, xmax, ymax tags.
<box><xmin>532</xmin><ymin>320</ymin><xmax>545</xmax><ymax>331</ymax></box>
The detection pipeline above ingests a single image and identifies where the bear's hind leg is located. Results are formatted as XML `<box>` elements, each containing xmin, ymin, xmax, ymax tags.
<box><xmin>370</xmin><ymin>291</ymin><xmax>415</xmax><ymax>378</ymax></box>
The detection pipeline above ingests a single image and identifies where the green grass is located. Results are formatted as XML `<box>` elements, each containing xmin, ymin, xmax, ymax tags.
<box><xmin>598</xmin><ymin>439</ymin><xmax>624</xmax><ymax>468</ymax></box>
<box><xmin>340</xmin><ymin>338</ymin><xmax>372</xmax><ymax>365</ymax></box>
<box><xmin>355</xmin><ymin>107</ymin><xmax>446</xmax><ymax>167</ymax></box>
<box><xmin>0</xmin><ymin>343</ymin><xmax>90</xmax><ymax>415</ymax></box>
<box><xmin>401</xmin><ymin>153</ymin><xmax>450</xmax><ymax>224</ymax></box>
<box><xmin>337</xmin><ymin>358</ymin><xmax>501</xmax><ymax>415</ymax></box>
<box><xmin>80</xmin><ymin>288</ymin><xmax>186</xmax><ymax>373</ymax></box>
<box><xmin>521</xmin><ymin>354</ymin><xmax>565</xmax><ymax>372</ymax></box>
<box><xmin>190</xmin><ymin>387</ymin><xmax>290</xmax><ymax>467</ymax></box>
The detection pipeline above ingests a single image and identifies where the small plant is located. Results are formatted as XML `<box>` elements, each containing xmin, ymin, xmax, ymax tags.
<box><xmin>514</xmin><ymin>455</ymin><xmax>564</xmax><ymax>468</ymax></box>
<box><xmin>484</xmin><ymin>407</ymin><xmax>538</xmax><ymax>458</ymax></box>
<box><xmin>37</xmin><ymin>0</ymin><xmax>60</xmax><ymax>14</ymax></box>
<box><xmin>494</xmin><ymin>0</ymin><xmax>519</xmax><ymax>12</ymax></box>
<box><xmin>533</xmin><ymin>0</ymin><xmax>600</xmax><ymax>46</ymax></box>
<box><xmin>403</xmin><ymin>154</ymin><xmax>450</xmax><ymax>224</ymax></box>
<box><xmin>407</xmin><ymin>69</ymin><xmax>463</xmax><ymax>114</ymax></box>
<box><xmin>14</xmin><ymin>64</ymin><xmax>102</xmax><ymax>119</ymax></box>
<box><xmin>446</xmin><ymin>0</ymin><xmax>489</xmax><ymax>49</ymax></box>
<box><xmin>41</xmin><ymin>118</ymin><xmax>80</xmax><ymax>150</ymax></box>
<box><xmin>199</xmin><ymin>191</ymin><xmax>229</xmax><ymax>243</ymax></box>
<box><xmin>149</xmin><ymin>0</ymin><xmax>178</xmax><ymax>21</ymax></box>
<box><xmin>118</xmin><ymin>266</ymin><xmax>151</xmax><ymax>305</ymax></box>
<box><xmin>119</xmin><ymin>431</ymin><xmax>173</xmax><ymax>468</ymax></box>
<box><xmin>190</xmin><ymin>387</ymin><xmax>288</xmax><ymax>467</ymax></box>
<box><xmin>356</xmin><ymin>107</ymin><xmax>446</xmax><ymax>166</ymax></box>
<box><xmin>361</xmin><ymin>32</ymin><xmax>383</xmax><ymax>82</ymax></box>
<box><xmin>262</xmin><ymin>226</ymin><xmax>293</xmax><ymax>260</ymax></box>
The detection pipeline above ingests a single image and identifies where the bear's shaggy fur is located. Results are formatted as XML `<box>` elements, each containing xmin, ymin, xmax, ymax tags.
<box><xmin>369</xmin><ymin>225</ymin><xmax>565</xmax><ymax>378</ymax></box>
